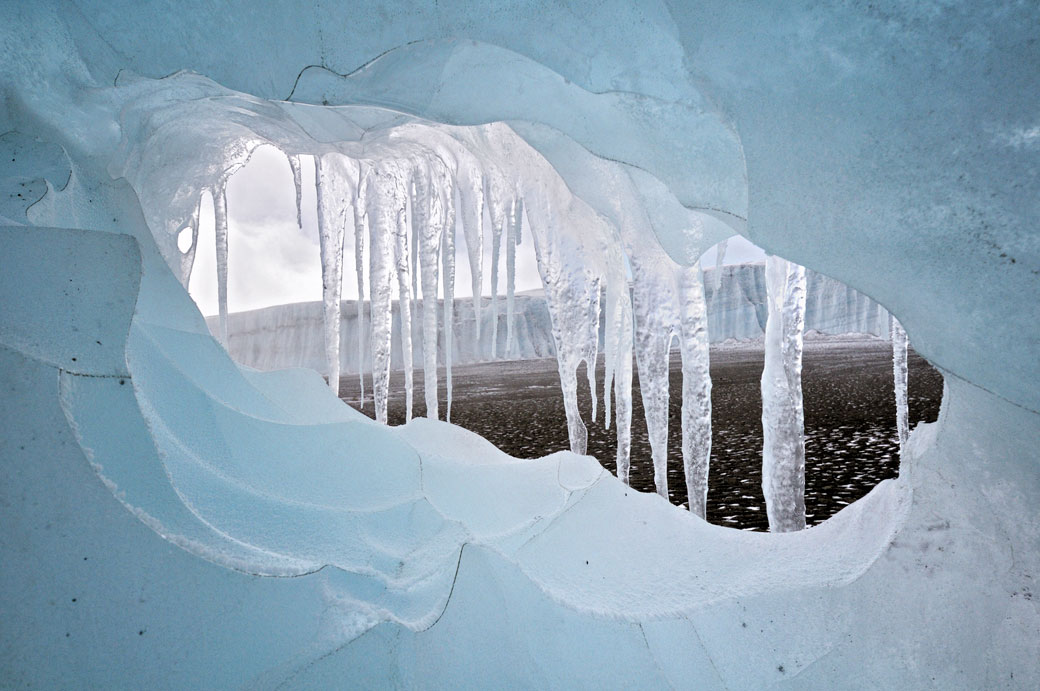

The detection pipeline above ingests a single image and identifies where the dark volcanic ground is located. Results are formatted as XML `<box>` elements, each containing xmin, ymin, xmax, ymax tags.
<box><xmin>339</xmin><ymin>335</ymin><xmax>944</xmax><ymax>531</ymax></box>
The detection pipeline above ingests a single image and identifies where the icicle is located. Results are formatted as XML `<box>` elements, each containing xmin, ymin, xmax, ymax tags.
<box><xmin>761</xmin><ymin>255</ymin><xmax>807</xmax><ymax>532</ymax></box>
<box><xmin>712</xmin><ymin>237</ymin><xmax>728</xmax><ymax>306</ymax></box>
<box><xmin>586</xmin><ymin>275</ymin><xmax>601</xmax><ymax>423</ymax></box>
<box><xmin>213</xmin><ymin>183</ymin><xmax>230</xmax><ymax>347</ymax></box>
<box><xmin>635</xmin><ymin>325</ymin><xmax>673</xmax><ymax>498</ymax></box>
<box><xmin>540</xmin><ymin>267</ymin><xmax>604</xmax><ymax>457</ymax></box>
<box><xmin>679</xmin><ymin>263</ymin><xmax>712</xmax><ymax>518</ymax></box>
<box><xmin>505</xmin><ymin>197</ymin><xmax>520</xmax><ymax>357</ymax></box>
<box><xmin>392</xmin><ymin>163</ymin><xmax>415</xmax><ymax>423</ymax></box>
<box><xmin>410</xmin><ymin>176</ymin><xmax>419</xmax><ymax>329</ymax></box>
<box><xmin>458</xmin><ymin>164</ymin><xmax>484</xmax><ymax>349</ymax></box>
<box><xmin>314</xmin><ymin>155</ymin><xmax>346</xmax><ymax>396</ymax></box>
<box><xmin>288</xmin><ymin>154</ymin><xmax>304</xmax><ymax>230</ymax></box>
<box><xmin>615</xmin><ymin>295</ymin><xmax>634</xmax><ymax>485</ymax></box>
<box><xmin>603</xmin><ymin>283</ymin><xmax>619</xmax><ymax>430</ymax></box>
<box><xmin>560</xmin><ymin>361</ymin><xmax>588</xmax><ymax>455</ymax></box>
<box><xmin>442</xmin><ymin>168</ymin><xmax>457</xmax><ymax>423</ymax></box>
<box><xmin>489</xmin><ymin>221</ymin><xmax>503</xmax><ymax>359</ymax></box>
<box><xmin>599</xmin><ymin>242</ymin><xmax>632</xmax><ymax>435</ymax></box>
<box><xmin>630</xmin><ymin>260</ymin><xmax>678</xmax><ymax>499</ymax></box>
<box><xmin>411</xmin><ymin>157</ymin><xmax>441</xmax><ymax>420</ymax></box>
<box><xmin>485</xmin><ymin>172</ymin><xmax>509</xmax><ymax>360</ymax></box>
<box><xmin>524</xmin><ymin>191</ymin><xmax>587</xmax><ymax>456</ymax></box>
<box><xmin>354</xmin><ymin>164</ymin><xmax>368</xmax><ymax>408</ymax></box>
<box><xmin>366</xmin><ymin>166</ymin><xmax>400</xmax><ymax>425</ymax></box>
<box><xmin>891</xmin><ymin>315</ymin><xmax>909</xmax><ymax>455</ymax></box>
<box><xmin>515</xmin><ymin>200</ymin><xmax>523</xmax><ymax>245</ymax></box>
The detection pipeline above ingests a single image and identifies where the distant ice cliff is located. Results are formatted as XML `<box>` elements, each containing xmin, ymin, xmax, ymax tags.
<box><xmin>209</xmin><ymin>262</ymin><xmax>890</xmax><ymax>375</ymax></box>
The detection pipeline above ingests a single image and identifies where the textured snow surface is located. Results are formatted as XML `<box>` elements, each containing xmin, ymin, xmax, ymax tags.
<box><xmin>2</xmin><ymin>1</ymin><xmax>1039</xmax><ymax>687</ymax></box>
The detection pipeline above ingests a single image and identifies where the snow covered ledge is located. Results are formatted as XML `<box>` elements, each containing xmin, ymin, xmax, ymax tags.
<box><xmin>2</xmin><ymin>1</ymin><xmax>1038</xmax><ymax>687</ymax></box>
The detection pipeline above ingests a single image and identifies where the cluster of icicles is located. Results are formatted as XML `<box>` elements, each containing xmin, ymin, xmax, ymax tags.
<box><xmin>186</xmin><ymin>127</ymin><xmax>912</xmax><ymax>532</ymax></box>
<box><xmin>184</xmin><ymin>124</ymin><xmax>644</xmax><ymax>481</ymax></box>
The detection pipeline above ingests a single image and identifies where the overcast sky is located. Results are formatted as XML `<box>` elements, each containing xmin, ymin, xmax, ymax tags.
<box><xmin>188</xmin><ymin>145</ymin><xmax>764</xmax><ymax>316</ymax></box>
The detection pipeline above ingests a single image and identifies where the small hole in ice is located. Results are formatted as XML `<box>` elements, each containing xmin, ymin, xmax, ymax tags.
<box><xmin>176</xmin><ymin>227</ymin><xmax>193</xmax><ymax>253</ymax></box>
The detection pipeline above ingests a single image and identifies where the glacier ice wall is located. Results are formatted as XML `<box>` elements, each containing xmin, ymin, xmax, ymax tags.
<box><xmin>2</xmin><ymin>1</ymin><xmax>1038</xmax><ymax>688</ymax></box>
<box><xmin>208</xmin><ymin>263</ymin><xmax>892</xmax><ymax>375</ymax></box>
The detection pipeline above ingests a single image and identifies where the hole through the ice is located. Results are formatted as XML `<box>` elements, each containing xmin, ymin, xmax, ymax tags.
<box><xmin>187</xmin><ymin>149</ymin><xmax>944</xmax><ymax>530</ymax></box>
<box><xmin>129</xmin><ymin>70</ymin><xmax>944</xmax><ymax>534</ymax></box>
<box><xmin>176</xmin><ymin>227</ymin><xmax>193</xmax><ymax>253</ymax></box>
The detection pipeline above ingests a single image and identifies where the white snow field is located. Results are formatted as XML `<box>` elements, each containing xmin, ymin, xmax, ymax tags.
<box><xmin>1</xmin><ymin>1</ymin><xmax>1038</xmax><ymax>688</ymax></box>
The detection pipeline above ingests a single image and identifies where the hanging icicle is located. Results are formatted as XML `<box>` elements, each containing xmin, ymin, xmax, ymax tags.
<box><xmin>410</xmin><ymin>174</ymin><xmax>419</xmax><ymax>332</ymax></box>
<box><xmin>366</xmin><ymin>164</ymin><xmax>401</xmax><ymax>425</ymax></box>
<box><xmin>522</xmin><ymin>190</ymin><xmax>588</xmax><ymax>456</ymax></box>
<box><xmin>602</xmin><ymin>279</ymin><xmax>620</xmax><ymax>431</ymax></box>
<box><xmin>411</xmin><ymin>156</ymin><xmax>441</xmax><ymax>420</ymax></box>
<box><xmin>761</xmin><ymin>255</ymin><xmax>807</xmax><ymax>533</ymax></box>
<box><xmin>457</xmin><ymin>162</ymin><xmax>484</xmax><ymax>351</ymax></box>
<box><xmin>505</xmin><ymin>196</ymin><xmax>521</xmax><ymax>358</ymax></box>
<box><xmin>630</xmin><ymin>260</ymin><xmax>677</xmax><ymax>500</ymax></box>
<box><xmin>213</xmin><ymin>182</ymin><xmax>230</xmax><ymax>347</ymax></box>
<box><xmin>354</xmin><ymin>162</ymin><xmax>368</xmax><ymax>408</ymax></box>
<box><xmin>314</xmin><ymin>154</ymin><xmax>348</xmax><ymax>396</ymax></box>
<box><xmin>485</xmin><ymin>170</ymin><xmax>509</xmax><ymax>360</ymax></box>
<box><xmin>541</xmin><ymin>269</ymin><xmax>604</xmax><ymax>458</ymax></box>
<box><xmin>287</xmin><ymin>153</ymin><xmax>304</xmax><ymax>230</ymax></box>
<box><xmin>438</xmin><ymin>162</ymin><xmax>457</xmax><ymax>423</ymax></box>
<box><xmin>711</xmin><ymin>237</ymin><xmax>728</xmax><ymax>308</ymax></box>
<box><xmin>585</xmin><ymin>274</ymin><xmax>601</xmax><ymax>424</ymax></box>
<box><xmin>891</xmin><ymin>315</ymin><xmax>910</xmax><ymax>455</ymax></box>
<box><xmin>679</xmin><ymin>263</ymin><xmax>712</xmax><ymax>518</ymax></box>
<box><xmin>391</xmin><ymin>161</ymin><xmax>415</xmax><ymax>423</ymax></box>
<box><xmin>614</xmin><ymin>295</ymin><xmax>634</xmax><ymax>485</ymax></box>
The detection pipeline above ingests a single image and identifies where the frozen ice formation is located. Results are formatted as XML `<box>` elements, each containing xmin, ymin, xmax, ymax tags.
<box><xmin>212</xmin><ymin>184</ymin><xmax>229</xmax><ymax>346</ymax></box>
<box><xmin>679</xmin><ymin>265</ymin><xmax>712</xmax><ymax>518</ymax></box>
<box><xmin>891</xmin><ymin>316</ymin><xmax>910</xmax><ymax>455</ymax></box>
<box><xmin>761</xmin><ymin>256</ymin><xmax>808</xmax><ymax>532</ymax></box>
<box><xmin>2</xmin><ymin>1</ymin><xmax>1038</xmax><ymax>688</ymax></box>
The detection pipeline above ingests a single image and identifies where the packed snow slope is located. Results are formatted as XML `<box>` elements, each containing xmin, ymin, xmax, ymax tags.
<box><xmin>2</xmin><ymin>1</ymin><xmax>1038</xmax><ymax>688</ymax></box>
<box><xmin>210</xmin><ymin>265</ymin><xmax>890</xmax><ymax>375</ymax></box>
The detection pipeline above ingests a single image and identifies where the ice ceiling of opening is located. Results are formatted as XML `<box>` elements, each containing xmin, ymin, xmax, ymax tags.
<box><xmin>114</xmin><ymin>41</ymin><xmax>747</xmax><ymax>282</ymax></box>
<box><xmin>113</xmin><ymin>51</ymin><xmax>748</xmax><ymax>493</ymax></box>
